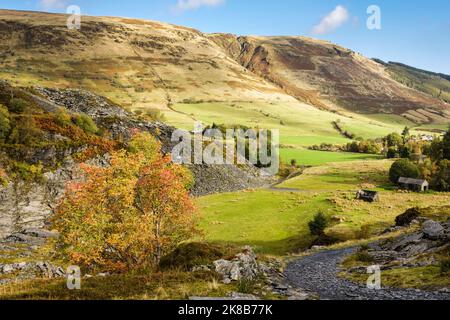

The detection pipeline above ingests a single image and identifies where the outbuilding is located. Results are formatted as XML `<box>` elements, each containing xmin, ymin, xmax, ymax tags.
<box><xmin>356</xmin><ymin>190</ymin><xmax>380</xmax><ymax>203</ymax></box>
<box><xmin>398</xmin><ymin>177</ymin><xmax>429</xmax><ymax>192</ymax></box>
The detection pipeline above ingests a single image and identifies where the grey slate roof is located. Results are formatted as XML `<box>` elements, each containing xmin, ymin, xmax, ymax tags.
<box><xmin>398</xmin><ymin>177</ymin><xmax>429</xmax><ymax>185</ymax></box>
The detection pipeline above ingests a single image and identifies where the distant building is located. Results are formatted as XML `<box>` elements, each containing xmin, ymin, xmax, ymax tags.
<box><xmin>420</xmin><ymin>134</ymin><xmax>434</xmax><ymax>142</ymax></box>
<box><xmin>356</xmin><ymin>190</ymin><xmax>380</xmax><ymax>203</ymax></box>
<box><xmin>398</xmin><ymin>177</ymin><xmax>429</xmax><ymax>192</ymax></box>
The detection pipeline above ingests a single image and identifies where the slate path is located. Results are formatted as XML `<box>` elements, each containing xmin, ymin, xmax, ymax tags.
<box><xmin>285</xmin><ymin>247</ymin><xmax>450</xmax><ymax>300</ymax></box>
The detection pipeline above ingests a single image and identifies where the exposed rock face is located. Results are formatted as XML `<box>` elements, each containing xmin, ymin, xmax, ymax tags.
<box><xmin>213</xmin><ymin>246</ymin><xmax>260</xmax><ymax>284</ymax></box>
<box><xmin>188</xmin><ymin>164</ymin><xmax>272</xmax><ymax>197</ymax></box>
<box><xmin>352</xmin><ymin>219</ymin><xmax>450</xmax><ymax>271</ymax></box>
<box><xmin>210</xmin><ymin>35</ymin><xmax>450</xmax><ymax>122</ymax></box>
<box><xmin>34</xmin><ymin>85</ymin><xmax>273</xmax><ymax>196</ymax></box>
<box><xmin>35</xmin><ymin>87</ymin><xmax>129</xmax><ymax>119</ymax></box>
<box><xmin>0</xmin><ymin>227</ymin><xmax>65</xmax><ymax>284</ymax></box>
<box><xmin>0</xmin><ymin>160</ymin><xmax>77</xmax><ymax>239</ymax></box>
<box><xmin>0</xmin><ymin>261</ymin><xmax>65</xmax><ymax>282</ymax></box>
<box><xmin>0</xmin><ymin>84</ymin><xmax>272</xmax><ymax>242</ymax></box>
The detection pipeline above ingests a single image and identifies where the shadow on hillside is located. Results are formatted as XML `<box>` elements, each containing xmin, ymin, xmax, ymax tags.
<box><xmin>203</xmin><ymin>235</ymin><xmax>316</xmax><ymax>256</ymax></box>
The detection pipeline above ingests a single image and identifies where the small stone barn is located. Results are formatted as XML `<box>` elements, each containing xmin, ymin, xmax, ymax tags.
<box><xmin>356</xmin><ymin>190</ymin><xmax>380</xmax><ymax>203</ymax></box>
<box><xmin>398</xmin><ymin>177</ymin><xmax>429</xmax><ymax>192</ymax></box>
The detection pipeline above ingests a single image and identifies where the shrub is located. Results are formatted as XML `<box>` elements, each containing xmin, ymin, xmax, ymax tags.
<box><xmin>145</xmin><ymin>109</ymin><xmax>166</xmax><ymax>122</ymax></box>
<box><xmin>73</xmin><ymin>113</ymin><xmax>98</xmax><ymax>134</ymax></box>
<box><xmin>53</xmin><ymin>132</ymin><xmax>197</xmax><ymax>272</ymax></box>
<box><xmin>440</xmin><ymin>259</ymin><xmax>450</xmax><ymax>274</ymax></box>
<box><xmin>54</xmin><ymin>108</ymin><xmax>72</xmax><ymax>127</ymax></box>
<box><xmin>7</xmin><ymin>98</ymin><xmax>28</xmax><ymax>113</ymax></box>
<box><xmin>386</xmin><ymin>147</ymin><xmax>398</xmax><ymax>159</ymax></box>
<box><xmin>0</xmin><ymin>104</ymin><xmax>11</xmax><ymax>141</ymax></box>
<box><xmin>8</xmin><ymin>116</ymin><xmax>42</xmax><ymax>145</ymax></box>
<box><xmin>159</xmin><ymin>243</ymin><xmax>232</xmax><ymax>271</ymax></box>
<box><xmin>9</xmin><ymin>161</ymin><xmax>44</xmax><ymax>182</ymax></box>
<box><xmin>354</xmin><ymin>250</ymin><xmax>374</xmax><ymax>263</ymax></box>
<box><xmin>395</xmin><ymin>207</ymin><xmax>422</xmax><ymax>226</ymax></box>
<box><xmin>389</xmin><ymin>159</ymin><xmax>420</xmax><ymax>183</ymax></box>
<box><xmin>434</xmin><ymin>160</ymin><xmax>450</xmax><ymax>191</ymax></box>
<box><xmin>237</xmin><ymin>278</ymin><xmax>257</xmax><ymax>294</ymax></box>
<box><xmin>308</xmin><ymin>211</ymin><xmax>328</xmax><ymax>236</ymax></box>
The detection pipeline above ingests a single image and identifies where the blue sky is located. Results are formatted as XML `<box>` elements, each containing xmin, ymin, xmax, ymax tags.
<box><xmin>2</xmin><ymin>0</ymin><xmax>450</xmax><ymax>73</ymax></box>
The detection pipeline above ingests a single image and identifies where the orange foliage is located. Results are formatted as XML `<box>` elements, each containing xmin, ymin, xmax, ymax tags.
<box><xmin>0</xmin><ymin>167</ymin><xmax>8</xmax><ymax>186</ymax></box>
<box><xmin>34</xmin><ymin>115</ymin><xmax>117</xmax><ymax>159</ymax></box>
<box><xmin>53</xmin><ymin>132</ymin><xmax>196</xmax><ymax>273</ymax></box>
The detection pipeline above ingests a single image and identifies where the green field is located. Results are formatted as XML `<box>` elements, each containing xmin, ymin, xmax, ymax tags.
<box><xmin>197</xmin><ymin>160</ymin><xmax>450</xmax><ymax>255</ymax></box>
<box><xmin>166</xmin><ymin>101</ymin><xmax>411</xmax><ymax>148</ymax></box>
<box><xmin>280</xmin><ymin>148</ymin><xmax>382</xmax><ymax>166</ymax></box>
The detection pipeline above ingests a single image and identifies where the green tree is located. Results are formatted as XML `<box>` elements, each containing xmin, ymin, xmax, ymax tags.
<box><xmin>402</xmin><ymin>126</ymin><xmax>410</xmax><ymax>142</ymax></box>
<box><xmin>434</xmin><ymin>160</ymin><xmax>450</xmax><ymax>191</ymax></box>
<box><xmin>385</xmin><ymin>132</ymin><xmax>403</xmax><ymax>148</ymax></box>
<box><xmin>389</xmin><ymin>159</ymin><xmax>420</xmax><ymax>183</ymax></box>
<box><xmin>308</xmin><ymin>211</ymin><xmax>328</xmax><ymax>236</ymax></box>
<box><xmin>427</xmin><ymin>139</ymin><xmax>443</xmax><ymax>161</ymax></box>
<box><xmin>399</xmin><ymin>145</ymin><xmax>411</xmax><ymax>159</ymax></box>
<box><xmin>386</xmin><ymin>147</ymin><xmax>398</xmax><ymax>159</ymax></box>
<box><xmin>443</xmin><ymin>128</ymin><xmax>450</xmax><ymax>160</ymax></box>
<box><xmin>0</xmin><ymin>104</ymin><xmax>11</xmax><ymax>141</ymax></box>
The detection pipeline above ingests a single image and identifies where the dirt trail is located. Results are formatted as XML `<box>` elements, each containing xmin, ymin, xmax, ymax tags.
<box><xmin>285</xmin><ymin>247</ymin><xmax>450</xmax><ymax>300</ymax></box>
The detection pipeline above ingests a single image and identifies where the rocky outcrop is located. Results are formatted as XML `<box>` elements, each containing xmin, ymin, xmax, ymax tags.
<box><xmin>188</xmin><ymin>164</ymin><xmax>272</xmax><ymax>197</ymax></box>
<box><xmin>1</xmin><ymin>84</ymin><xmax>272</xmax><ymax>245</ymax></box>
<box><xmin>34</xmin><ymin>85</ymin><xmax>273</xmax><ymax>196</ymax></box>
<box><xmin>422</xmin><ymin>220</ymin><xmax>445</xmax><ymax>240</ymax></box>
<box><xmin>0</xmin><ymin>159</ymin><xmax>77</xmax><ymax>239</ymax></box>
<box><xmin>0</xmin><ymin>227</ymin><xmax>65</xmax><ymax>284</ymax></box>
<box><xmin>213</xmin><ymin>246</ymin><xmax>260</xmax><ymax>284</ymax></box>
<box><xmin>0</xmin><ymin>261</ymin><xmax>65</xmax><ymax>285</ymax></box>
<box><xmin>369</xmin><ymin>219</ymin><xmax>449</xmax><ymax>266</ymax></box>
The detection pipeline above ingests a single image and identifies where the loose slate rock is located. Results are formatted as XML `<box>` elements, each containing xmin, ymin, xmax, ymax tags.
<box><xmin>422</xmin><ymin>220</ymin><xmax>444</xmax><ymax>240</ymax></box>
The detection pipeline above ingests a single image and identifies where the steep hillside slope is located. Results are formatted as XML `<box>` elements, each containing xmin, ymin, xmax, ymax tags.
<box><xmin>0</xmin><ymin>9</ymin><xmax>449</xmax><ymax>126</ymax></box>
<box><xmin>378</xmin><ymin>60</ymin><xmax>450</xmax><ymax>104</ymax></box>
<box><xmin>0</xmin><ymin>80</ymin><xmax>272</xmax><ymax>238</ymax></box>
<box><xmin>209</xmin><ymin>35</ymin><xmax>450</xmax><ymax>123</ymax></box>
<box><xmin>0</xmin><ymin>10</ymin><xmax>294</xmax><ymax>113</ymax></box>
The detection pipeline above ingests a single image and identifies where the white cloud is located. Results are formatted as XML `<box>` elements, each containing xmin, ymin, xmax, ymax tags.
<box><xmin>312</xmin><ymin>5</ymin><xmax>350</xmax><ymax>35</ymax></box>
<box><xmin>174</xmin><ymin>0</ymin><xmax>225</xmax><ymax>12</ymax></box>
<box><xmin>38</xmin><ymin>0</ymin><xmax>69</xmax><ymax>10</ymax></box>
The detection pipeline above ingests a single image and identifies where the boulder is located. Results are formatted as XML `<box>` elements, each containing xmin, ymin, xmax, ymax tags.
<box><xmin>422</xmin><ymin>220</ymin><xmax>444</xmax><ymax>240</ymax></box>
<box><xmin>213</xmin><ymin>246</ymin><xmax>259</xmax><ymax>283</ymax></box>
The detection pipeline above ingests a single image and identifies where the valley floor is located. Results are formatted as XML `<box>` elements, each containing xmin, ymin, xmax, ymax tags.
<box><xmin>1</xmin><ymin>159</ymin><xmax>449</xmax><ymax>299</ymax></box>
<box><xmin>197</xmin><ymin>160</ymin><xmax>450</xmax><ymax>255</ymax></box>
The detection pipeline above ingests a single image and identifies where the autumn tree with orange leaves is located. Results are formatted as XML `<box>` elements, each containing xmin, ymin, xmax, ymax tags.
<box><xmin>53</xmin><ymin>132</ymin><xmax>196</xmax><ymax>272</ymax></box>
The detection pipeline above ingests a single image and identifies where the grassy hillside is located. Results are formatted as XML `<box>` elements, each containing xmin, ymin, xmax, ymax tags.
<box><xmin>210</xmin><ymin>35</ymin><xmax>450</xmax><ymax>123</ymax></box>
<box><xmin>384</xmin><ymin>61</ymin><xmax>450</xmax><ymax>104</ymax></box>
<box><xmin>1</xmin><ymin>9</ymin><xmax>449</xmax><ymax>132</ymax></box>
<box><xmin>197</xmin><ymin>160</ymin><xmax>450</xmax><ymax>255</ymax></box>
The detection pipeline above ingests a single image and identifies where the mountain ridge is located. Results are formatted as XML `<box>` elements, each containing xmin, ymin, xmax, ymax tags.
<box><xmin>0</xmin><ymin>9</ymin><xmax>449</xmax><ymax>124</ymax></box>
